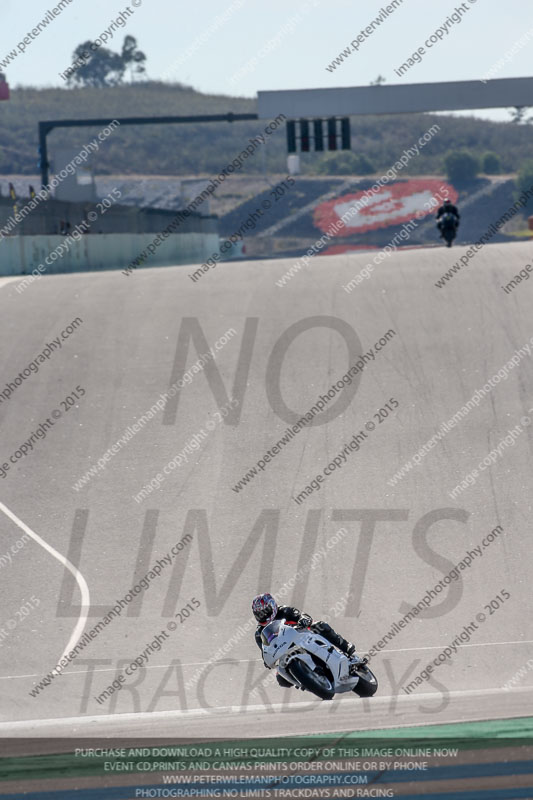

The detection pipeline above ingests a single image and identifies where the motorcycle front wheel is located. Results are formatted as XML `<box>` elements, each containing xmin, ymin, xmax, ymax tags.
<box><xmin>287</xmin><ymin>660</ymin><xmax>335</xmax><ymax>700</ymax></box>
<box><xmin>352</xmin><ymin>664</ymin><xmax>378</xmax><ymax>697</ymax></box>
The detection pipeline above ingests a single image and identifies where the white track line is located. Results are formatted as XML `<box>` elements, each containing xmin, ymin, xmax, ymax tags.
<box><xmin>380</xmin><ymin>639</ymin><xmax>533</xmax><ymax>653</ymax></box>
<box><xmin>0</xmin><ymin>501</ymin><xmax>90</xmax><ymax>672</ymax></box>
<box><xmin>0</xmin><ymin>277</ymin><xmax>20</xmax><ymax>290</ymax></box>
<box><xmin>1</xmin><ymin>685</ymin><xmax>532</xmax><ymax>733</ymax></box>
<box><xmin>2</xmin><ymin>640</ymin><xmax>533</xmax><ymax>681</ymax></box>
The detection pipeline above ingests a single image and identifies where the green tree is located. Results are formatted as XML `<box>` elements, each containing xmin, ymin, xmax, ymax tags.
<box><xmin>313</xmin><ymin>151</ymin><xmax>375</xmax><ymax>175</ymax></box>
<box><xmin>443</xmin><ymin>149</ymin><xmax>480</xmax><ymax>184</ymax></box>
<box><xmin>509</xmin><ymin>106</ymin><xmax>533</xmax><ymax>125</ymax></box>
<box><xmin>67</xmin><ymin>37</ymin><xmax>146</xmax><ymax>88</ymax></box>
<box><xmin>121</xmin><ymin>36</ymin><xmax>147</xmax><ymax>82</ymax></box>
<box><xmin>67</xmin><ymin>41</ymin><xmax>125</xmax><ymax>87</ymax></box>
<box><xmin>482</xmin><ymin>152</ymin><xmax>501</xmax><ymax>174</ymax></box>
<box><xmin>516</xmin><ymin>160</ymin><xmax>533</xmax><ymax>206</ymax></box>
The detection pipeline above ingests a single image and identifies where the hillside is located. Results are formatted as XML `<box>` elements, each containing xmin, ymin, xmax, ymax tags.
<box><xmin>1</xmin><ymin>83</ymin><xmax>533</xmax><ymax>177</ymax></box>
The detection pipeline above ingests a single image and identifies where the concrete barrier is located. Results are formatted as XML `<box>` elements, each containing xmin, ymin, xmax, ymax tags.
<box><xmin>0</xmin><ymin>232</ymin><xmax>219</xmax><ymax>276</ymax></box>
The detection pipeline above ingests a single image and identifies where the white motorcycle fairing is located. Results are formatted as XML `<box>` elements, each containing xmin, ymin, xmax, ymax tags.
<box><xmin>261</xmin><ymin>619</ymin><xmax>360</xmax><ymax>694</ymax></box>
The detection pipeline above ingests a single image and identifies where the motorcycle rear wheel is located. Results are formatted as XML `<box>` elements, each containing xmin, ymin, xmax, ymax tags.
<box><xmin>287</xmin><ymin>660</ymin><xmax>335</xmax><ymax>700</ymax></box>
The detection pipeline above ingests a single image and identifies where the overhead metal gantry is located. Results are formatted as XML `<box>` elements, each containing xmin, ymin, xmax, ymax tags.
<box><xmin>37</xmin><ymin>77</ymin><xmax>533</xmax><ymax>188</ymax></box>
<box><xmin>258</xmin><ymin>76</ymin><xmax>533</xmax><ymax>118</ymax></box>
<box><xmin>37</xmin><ymin>113</ymin><xmax>259</xmax><ymax>189</ymax></box>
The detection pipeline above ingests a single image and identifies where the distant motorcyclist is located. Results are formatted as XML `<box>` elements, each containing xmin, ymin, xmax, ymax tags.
<box><xmin>436</xmin><ymin>198</ymin><xmax>460</xmax><ymax>247</ymax></box>
<box><xmin>252</xmin><ymin>593</ymin><xmax>359</xmax><ymax>688</ymax></box>
<box><xmin>436</xmin><ymin>198</ymin><xmax>460</xmax><ymax>226</ymax></box>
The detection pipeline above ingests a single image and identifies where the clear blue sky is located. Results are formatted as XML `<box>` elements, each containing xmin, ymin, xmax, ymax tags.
<box><xmin>2</xmin><ymin>0</ymin><xmax>533</xmax><ymax>121</ymax></box>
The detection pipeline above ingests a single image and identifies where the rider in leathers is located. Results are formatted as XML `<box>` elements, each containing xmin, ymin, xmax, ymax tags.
<box><xmin>252</xmin><ymin>593</ymin><xmax>357</xmax><ymax>688</ymax></box>
<box><xmin>436</xmin><ymin>198</ymin><xmax>460</xmax><ymax>228</ymax></box>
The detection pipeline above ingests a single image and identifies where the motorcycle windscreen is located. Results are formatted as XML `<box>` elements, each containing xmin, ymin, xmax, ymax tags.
<box><xmin>441</xmin><ymin>213</ymin><xmax>457</xmax><ymax>227</ymax></box>
<box><xmin>261</xmin><ymin>619</ymin><xmax>281</xmax><ymax>646</ymax></box>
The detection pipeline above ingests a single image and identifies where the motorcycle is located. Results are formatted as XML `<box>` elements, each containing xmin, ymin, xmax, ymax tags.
<box><xmin>261</xmin><ymin>618</ymin><xmax>378</xmax><ymax>701</ymax></box>
<box><xmin>437</xmin><ymin>212</ymin><xmax>458</xmax><ymax>248</ymax></box>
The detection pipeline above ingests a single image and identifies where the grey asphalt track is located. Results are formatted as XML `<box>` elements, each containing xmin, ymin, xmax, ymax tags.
<box><xmin>0</xmin><ymin>240</ymin><xmax>532</xmax><ymax>738</ymax></box>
